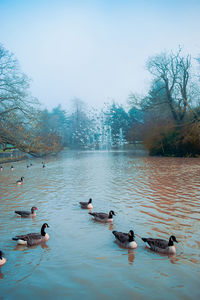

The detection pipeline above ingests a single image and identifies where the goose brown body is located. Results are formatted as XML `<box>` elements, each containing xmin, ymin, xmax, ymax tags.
<box><xmin>141</xmin><ymin>235</ymin><xmax>178</xmax><ymax>254</ymax></box>
<box><xmin>79</xmin><ymin>198</ymin><xmax>93</xmax><ymax>209</ymax></box>
<box><xmin>113</xmin><ymin>230</ymin><xmax>137</xmax><ymax>249</ymax></box>
<box><xmin>89</xmin><ymin>210</ymin><xmax>115</xmax><ymax>222</ymax></box>
<box><xmin>12</xmin><ymin>223</ymin><xmax>50</xmax><ymax>246</ymax></box>
<box><xmin>15</xmin><ymin>207</ymin><xmax>38</xmax><ymax>218</ymax></box>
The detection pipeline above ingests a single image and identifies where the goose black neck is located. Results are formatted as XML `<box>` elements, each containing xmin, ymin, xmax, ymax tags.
<box><xmin>108</xmin><ymin>212</ymin><xmax>113</xmax><ymax>219</ymax></box>
<box><xmin>41</xmin><ymin>225</ymin><xmax>46</xmax><ymax>236</ymax></box>
<box><xmin>168</xmin><ymin>238</ymin><xmax>174</xmax><ymax>246</ymax></box>
<box><xmin>128</xmin><ymin>235</ymin><xmax>134</xmax><ymax>242</ymax></box>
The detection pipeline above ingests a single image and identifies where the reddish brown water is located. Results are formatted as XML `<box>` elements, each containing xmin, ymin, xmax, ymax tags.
<box><xmin>0</xmin><ymin>150</ymin><xmax>200</xmax><ymax>299</ymax></box>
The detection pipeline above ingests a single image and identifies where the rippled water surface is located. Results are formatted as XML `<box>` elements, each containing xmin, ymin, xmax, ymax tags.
<box><xmin>0</xmin><ymin>150</ymin><xmax>200</xmax><ymax>299</ymax></box>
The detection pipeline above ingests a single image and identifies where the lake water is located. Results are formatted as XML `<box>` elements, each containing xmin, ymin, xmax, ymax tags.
<box><xmin>0</xmin><ymin>150</ymin><xmax>200</xmax><ymax>299</ymax></box>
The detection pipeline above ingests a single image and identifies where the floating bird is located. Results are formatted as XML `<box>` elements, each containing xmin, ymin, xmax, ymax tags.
<box><xmin>0</xmin><ymin>251</ymin><xmax>6</xmax><ymax>266</ymax></box>
<box><xmin>0</xmin><ymin>166</ymin><xmax>3</xmax><ymax>171</ymax></box>
<box><xmin>79</xmin><ymin>198</ymin><xmax>93</xmax><ymax>209</ymax></box>
<box><xmin>112</xmin><ymin>230</ymin><xmax>137</xmax><ymax>249</ymax></box>
<box><xmin>12</xmin><ymin>223</ymin><xmax>50</xmax><ymax>246</ymax></box>
<box><xmin>141</xmin><ymin>235</ymin><xmax>178</xmax><ymax>254</ymax></box>
<box><xmin>11</xmin><ymin>165</ymin><xmax>14</xmax><ymax>171</ymax></box>
<box><xmin>42</xmin><ymin>164</ymin><xmax>46</xmax><ymax>168</ymax></box>
<box><xmin>16</xmin><ymin>177</ymin><xmax>24</xmax><ymax>185</ymax></box>
<box><xmin>27</xmin><ymin>165</ymin><xmax>30</xmax><ymax>168</ymax></box>
<box><xmin>89</xmin><ymin>210</ymin><xmax>116</xmax><ymax>222</ymax></box>
<box><xmin>15</xmin><ymin>206</ymin><xmax>38</xmax><ymax>218</ymax></box>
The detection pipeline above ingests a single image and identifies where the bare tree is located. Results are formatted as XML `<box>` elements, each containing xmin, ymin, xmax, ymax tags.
<box><xmin>0</xmin><ymin>44</ymin><xmax>40</xmax><ymax>150</ymax></box>
<box><xmin>128</xmin><ymin>49</ymin><xmax>200</xmax><ymax>156</ymax></box>
<box><xmin>0</xmin><ymin>44</ymin><xmax>64</xmax><ymax>156</ymax></box>
<box><xmin>147</xmin><ymin>48</ymin><xmax>194</xmax><ymax>123</ymax></box>
<box><xmin>0</xmin><ymin>44</ymin><xmax>39</xmax><ymax>119</ymax></box>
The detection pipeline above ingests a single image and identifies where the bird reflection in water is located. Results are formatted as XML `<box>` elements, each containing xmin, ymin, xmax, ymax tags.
<box><xmin>0</xmin><ymin>268</ymin><xmax>4</xmax><ymax>279</ymax></box>
<box><xmin>121</xmin><ymin>249</ymin><xmax>135</xmax><ymax>265</ymax></box>
<box><xmin>128</xmin><ymin>249</ymin><xmax>135</xmax><ymax>265</ymax></box>
<box><xmin>92</xmin><ymin>219</ymin><xmax>114</xmax><ymax>232</ymax></box>
<box><xmin>169</xmin><ymin>254</ymin><xmax>178</xmax><ymax>264</ymax></box>
<box><xmin>109</xmin><ymin>223</ymin><xmax>113</xmax><ymax>231</ymax></box>
<box><xmin>14</xmin><ymin>242</ymin><xmax>49</xmax><ymax>251</ymax></box>
<box><xmin>148</xmin><ymin>249</ymin><xmax>179</xmax><ymax>265</ymax></box>
<box><xmin>116</xmin><ymin>243</ymin><xmax>136</xmax><ymax>265</ymax></box>
<box><xmin>169</xmin><ymin>250</ymin><xmax>190</xmax><ymax>265</ymax></box>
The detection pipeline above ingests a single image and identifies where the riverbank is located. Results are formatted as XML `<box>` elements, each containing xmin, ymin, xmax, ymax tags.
<box><xmin>0</xmin><ymin>150</ymin><xmax>27</xmax><ymax>164</ymax></box>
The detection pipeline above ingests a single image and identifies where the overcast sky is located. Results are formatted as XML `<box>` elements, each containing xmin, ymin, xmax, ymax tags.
<box><xmin>0</xmin><ymin>0</ymin><xmax>200</xmax><ymax>110</ymax></box>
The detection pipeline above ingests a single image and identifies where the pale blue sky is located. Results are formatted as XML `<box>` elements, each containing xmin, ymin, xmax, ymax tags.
<box><xmin>0</xmin><ymin>0</ymin><xmax>200</xmax><ymax>110</ymax></box>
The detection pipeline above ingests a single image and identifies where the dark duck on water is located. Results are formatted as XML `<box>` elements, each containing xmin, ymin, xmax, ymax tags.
<box><xmin>89</xmin><ymin>210</ymin><xmax>116</xmax><ymax>223</ymax></box>
<box><xmin>79</xmin><ymin>198</ymin><xmax>93</xmax><ymax>209</ymax></box>
<box><xmin>15</xmin><ymin>206</ymin><xmax>38</xmax><ymax>218</ymax></box>
<box><xmin>141</xmin><ymin>235</ymin><xmax>178</xmax><ymax>254</ymax></box>
<box><xmin>12</xmin><ymin>223</ymin><xmax>50</xmax><ymax>246</ymax></box>
<box><xmin>16</xmin><ymin>177</ymin><xmax>24</xmax><ymax>185</ymax></box>
<box><xmin>112</xmin><ymin>230</ymin><xmax>137</xmax><ymax>249</ymax></box>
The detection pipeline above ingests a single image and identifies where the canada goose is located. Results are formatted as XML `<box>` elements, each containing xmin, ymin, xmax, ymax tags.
<box><xmin>79</xmin><ymin>198</ymin><xmax>93</xmax><ymax>209</ymax></box>
<box><xmin>12</xmin><ymin>223</ymin><xmax>50</xmax><ymax>246</ymax></box>
<box><xmin>141</xmin><ymin>235</ymin><xmax>178</xmax><ymax>254</ymax></box>
<box><xmin>0</xmin><ymin>166</ymin><xmax>3</xmax><ymax>171</ymax></box>
<box><xmin>89</xmin><ymin>210</ymin><xmax>116</xmax><ymax>223</ymax></box>
<box><xmin>11</xmin><ymin>165</ymin><xmax>14</xmax><ymax>171</ymax></box>
<box><xmin>113</xmin><ymin>230</ymin><xmax>137</xmax><ymax>249</ymax></box>
<box><xmin>0</xmin><ymin>251</ymin><xmax>6</xmax><ymax>266</ymax></box>
<box><xmin>15</xmin><ymin>206</ymin><xmax>38</xmax><ymax>218</ymax></box>
<box><xmin>16</xmin><ymin>177</ymin><xmax>24</xmax><ymax>185</ymax></box>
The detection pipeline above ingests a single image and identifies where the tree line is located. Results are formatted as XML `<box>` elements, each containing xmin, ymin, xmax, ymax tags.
<box><xmin>0</xmin><ymin>44</ymin><xmax>199</xmax><ymax>156</ymax></box>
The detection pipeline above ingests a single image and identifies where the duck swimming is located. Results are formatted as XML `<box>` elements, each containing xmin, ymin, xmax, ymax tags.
<box><xmin>79</xmin><ymin>198</ymin><xmax>93</xmax><ymax>209</ymax></box>
<box><xmin>113</xmin><ymin>230</ymin><xmax>137</xmax><ymax>249</ymax></box>
<box><xmin>15</xmin><ymin>206</ymin><xmax>38</xmax><ymax>218</ymax></box>
<box><xmin>0</xmin><ymin>251</ymin><xmax>6</xmax><ymax>266</ymax></box>
<box><xmin>141</xmin><ymin>235</ymin><xmax>178</xmax><ymax>254</ymax></box>
<box><xmin>89</xmin><ymin>210</ymin><xmax>116</xmax><ymax>223</ymax></box>
<box><xmin>16</xmin><ymin>177</ymin><xmax>24</xmax><ymax>185</ymax></box>
<box><xmin>12</xmin><ymin>223</ymin><xmax>50</xmax><ymax>246</ymax></box>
